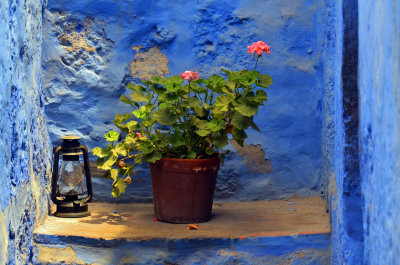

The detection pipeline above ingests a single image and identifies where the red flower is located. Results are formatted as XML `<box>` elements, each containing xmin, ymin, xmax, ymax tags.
<box><xmin>179</xmin><ymin>70</ymin><xmax>199</xmax><ymax>81</ymax></box>
<box><xmin>248</xmin><ymin>41</ymin><xmax>271</xmax><ymax>56</ymax></box>
<box><xmin>136</xmin><ymin>132</ymin><xmax>143</xmax><ymax>138</ymax></box>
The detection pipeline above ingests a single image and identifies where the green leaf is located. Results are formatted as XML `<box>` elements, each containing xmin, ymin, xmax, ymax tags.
<box><xmin>231</xmin><ymin>112</ymin><xmax>252</xmax><ymax>130</ymax></box>
<box><xmin>212</xmin><ymin>133</ymin><xmax>228</xmax><ymax>148</ymax></box>
<box><xmin>255</xmin><ymin>89</ymin><xmax>268</xmax><ymax>104</ymax></box>
<box><xmin>119</xmin><ymin>94</ymin><xmax>132</xmax><ymax>105</ymax></box>
<box><xmin>144</xmin><ymin>151</ymin><xmax>162</xmax><ymax>163</ymax></box>
<box><xmin>233</xmin><ymin>97</ymin><xmax>259</xmax><ymax>117</ymax></box>
<box><xmin>96</xmin><ymin>154</ymin><xmax>117</xmax><ymax>170</ymax></box>
<box><xmin>170</xmin><ymin>134</ymin><xmax>186</xmax><ymax>147</ymax></box>
<box><xmin>153</xmin><ymin>131</ymin><xmax>169</xmax><ymax>148</ymax></box>
<box><xmin>109</xmin><ymin>169</ymin><xmax>119</xmax><ymax>180</ymax></box>
<box><xmin>132</xmin><ymin>106</ymin><xmax>150</xmax><ymax>119</ymax></box>
<box><xmin>250</xmin><ymin>119</ymin><xmax>261</xmax><ymax>132</ymax></box>
<box><xmin>104</xmin><ymin>130</ymin><xmax>120</xmax><ymax>142</ymax></box>
<box><xmin>130</xmin><ymin>90</ymin><xmax>150</xmax><ymax>102</ymax></box>
<box><xmin>213</xmin><ymin>94</ymin><xmax>234</xmax><ymax>113</ymax></box>
<box><xmin>152</xmin><ymin>108</ymin><xmax>177</xmax><ymax>125</ymax></box>
<box><xmin>187</xmin><ymin>151</ymin><xmax>197</xmax><ymax>159</ymax></box>
<box><xmin>182</xmin><ymin>97</ymin><xmax>200</xmax><ymax>108</ymax></box>
<box><xmin>126</xmin><ymin>120</ymin><xmax>139</xmax><ymax>131</ymax></box>
<box><xmin>92</xmin><ymin>147</ymin><xmax>109</xmax><ymax>158</ymax></box>
<box><xmin>165</xmin><ymin>76</ymin><xmax>183</xmax><ymax>92</ymax></box>
<box><xmin>240</xmin><ymin>70</ymin><xmax>259</xmax><ymax>87</ymax></box>
<box><xmin>194</xmin><ymin>118</ymin><xmax>209</xmax><ymax>130</ymax></box>
<box><xmin>127</xmin><ymin>83</ymin><xmax>146</xmax><ymax>92</ymax></box>
<box><xmin>139</xmin><ymin>141</ymin><xmax>154</xmax><ymax>154</ymax></box>
<box><xmin>209</xmin><ymin>75</ymin><xmax>226</xmax><ymax>86</ymax></box>
<box><xmin>258</xmin><ymin>74</ymin><xmax>273</xmax><ymax>87</ymax></box>
<box><xmin>124</xmin><ymin>134</ymin><xmax>137</xmax><ymax>145</ymax></box>
<box><xmin>151</xmin><ymin>76</ymin><xmax>166</xmax><ymax>85</ymax></box>
<box><xmin>207</xmin><ymin>119</ymin><xmax>225</xmax><ymax>132</ymax></box>
<box><xmin>196</xmin><ymin>129</ymin><xmax>211</xmax><ymax>137</ymax></box>
<box><xmin>158</xmin><ymin>92</ymin><xmax>179</xmax><ymax>103</ymax></box>
<box><xmin>111</xmin><ymin>178</ymin><xmax>127</xmax><ymax>198</ymax></box>
<box><xmin>114</xmin><ymin>113</ymin><xmax>132</xmax><ymax>124</ymax></box>
<box><xmin>232</xmin><ymin>128</ymin><xmax>248</xmax><ymax>147</ymax></box>
<box><xmin>112</xmin><ymin>143</ymin><xmax>128</xmax><ymax>156</ymax></box>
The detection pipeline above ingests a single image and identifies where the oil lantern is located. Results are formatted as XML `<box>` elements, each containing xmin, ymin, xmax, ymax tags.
<box><xmin>51</xmin><ymin>135</ymin><xmax>93</xmax><ymax>217</ymax></box>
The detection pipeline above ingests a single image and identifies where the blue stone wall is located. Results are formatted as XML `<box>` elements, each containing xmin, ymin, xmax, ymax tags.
<box><xmin>328</xmin><ymin>0</ymin><xmax>364</xmax><ymax>263</ymax></box>
<box><xmin>0</xmin><ymin>0</ymin><xmax>51</xmax><ymax>263</ymax></box>
<box><xmin>359</xmin><ymin>0</ymin><xmax>400</xmax><ymax>264</ymax></box>
<box><xmin>42</xmin><ymin>0</ymin><xmax>326</xmax><ymax>202</ymax></box>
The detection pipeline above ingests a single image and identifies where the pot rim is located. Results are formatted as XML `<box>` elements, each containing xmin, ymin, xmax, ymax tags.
<box><xmin>155</xmin><ymin>155</ymin><xmax>220</xmax><ymax>163</ymax></box>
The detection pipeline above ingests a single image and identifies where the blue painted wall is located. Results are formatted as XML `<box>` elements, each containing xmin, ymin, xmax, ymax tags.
<box><xmin>328</xmin><ymin>0</ymin><xmax>364</xmax><ymax>263</ymax></box>
<box><xmin>0</xmin><ymin>0</ymin><xmax>51</xmax><ymax>264</ymax></box>
<box><xmin>359</xmin><ymin>0</ymin><xmax>400</xmax><ymax>264</ymax></box>
<box><xmin>42</xmin><ymin>0</ymin><xmax>326</xmax><ymax>201</ymax></box>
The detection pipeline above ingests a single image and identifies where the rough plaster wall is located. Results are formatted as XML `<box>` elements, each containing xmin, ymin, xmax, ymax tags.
<box><xmin>329</xmin><ymin>0</ymin><xmax>364</xmax><ymax>264</ymax></box>
<box><xmin>359</xmin><ymin>0</ymin><xmax>400</xmax><ymax>264</ymax></box>
<box><xmin>42</xmin><ymin>0</ymin><xmax>326</xmax><ymax>202</ymax></box>
<box><xmin>0</xmin><ymin>0</ymin><xmax>51</xmax><ymax>264</ymax></box>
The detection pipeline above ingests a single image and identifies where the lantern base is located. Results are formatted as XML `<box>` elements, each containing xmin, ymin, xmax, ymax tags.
<box><xmin>54</xmin><ymin>201</ymin><xmax>90</xmax><ymax>218</ymax></box>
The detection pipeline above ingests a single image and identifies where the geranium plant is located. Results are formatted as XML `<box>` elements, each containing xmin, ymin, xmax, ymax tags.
<box><xmin>93</xmin><ymin>41</ymin><xmax>273</xmax><ymax>198</ymax></box>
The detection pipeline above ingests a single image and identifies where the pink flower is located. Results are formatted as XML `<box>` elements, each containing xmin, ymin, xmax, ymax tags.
<box><xmin>179</xmin><ymin>71</ymin><xmax>199</xmax><ymax>81</ymax></box>
<box><xmin>248</xmin><ymin>41</ymin><xmax>271</xmax><ymax>56</ymax></box>
<box><xmin>136</xmin><ymin>132</ymin><xmax>143</xmax><ymax>138</ymax></box>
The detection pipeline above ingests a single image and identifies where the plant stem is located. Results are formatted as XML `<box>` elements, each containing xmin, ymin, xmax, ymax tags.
<box><xmin>254</xmin><ymin>55</ymin><xmax>260</xmax><ymax>71</ymax></box>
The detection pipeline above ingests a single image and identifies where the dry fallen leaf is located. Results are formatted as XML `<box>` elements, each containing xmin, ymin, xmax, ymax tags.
<box><xmin>187</xmin><ymin>224</ymin><xmax>199</xmax><ymax>230</ymax></box>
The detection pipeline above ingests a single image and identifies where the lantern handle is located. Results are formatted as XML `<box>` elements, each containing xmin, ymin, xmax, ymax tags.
<box><xmin>80</xmin><ymin>145</ymin><xmax>93</xmax><ymax>203</ymax></box>
<box><xmin>51</xmin><ymin>146</ymin><xmax>63</xmax><ymax>205</ymax></box>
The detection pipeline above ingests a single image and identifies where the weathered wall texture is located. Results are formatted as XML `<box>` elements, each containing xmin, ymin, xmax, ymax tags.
<box><xmin>359</xmin><ymin>0</ymin><xmax>400</xmax><ymax>264</ymax></box>
<box><xmin>328</xmin><ymin>0</ymin><xmax>364</xmax><ymax>264</ymax></box>
<box><xmin>0</xmin><ymin>0</ymin><xmax>51</xmax><ymax>264</ymax></box>
<box><xmin>42</xmin><ymin>0</ymin><xmax>326</xmax><ymax>202</ymax></box>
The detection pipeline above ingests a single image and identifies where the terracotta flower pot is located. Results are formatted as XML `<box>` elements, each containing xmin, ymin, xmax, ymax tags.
<box><xmin>149</xmin><ymin>156</ymin><xmax>220</xmax><ymax>223</ymax></box>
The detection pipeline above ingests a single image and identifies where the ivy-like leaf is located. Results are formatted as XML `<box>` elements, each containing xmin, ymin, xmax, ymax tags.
<box><xmin>139</xmin><ymin>141</ymin><xmax>154</xmax><ymax>154</ymax></box>
<box><xmin>165</xmin><ymin>76</ymin><xmax>183</xmax><ymax>93</ymax></box>
<box><xmin>194</xmin><ymin>118</ymin><xmax>209</xmax><ymax>130</ymax></box>
<box><xmin>127</xmin><ymin>83</ymin><xmax>146</xmax><ymax>92</ymax></box>
<box><xmin>112</xmin><ymin>143</ymin><xmax>128</xmax><ymax>156</ymax></box>
<box><xmin>207</xmin><ymin>119</ymin><xmax>225</xmax><ymax>132</ymax></box>
<box><xmin>92</xmin><ymin>147</ymin><xmax>109</xmax><ymax>158</ymax></box>
<box><xmin>105</xmin><ymin>130</ymin><xmax>120</xmax><ymax>142</ymax></box>
<box><xmin>130</xmin><ymin>90</ymin><xmax>150</xmax><ymax>102</ymax></box>
<box><xmin>111</xmin><ymin>178</ymin><xmax>127</xmax><ymax>198</ymax></box>
<box><xmin>213</xmin><ymin>94</ymin><xmax>234</xmax><ymax>113</ymax></box>
<box><xmin>212</xmin><ymin>133</ymin><xmax>228</xmax><ymax>148</ymax></box>
<box><xmin>96</xmin><ymin>154</ymin><xmax>117</xmax><ymax>170</ymax></box>
<box><xmin>152</xmin><ymin>108</ymin><xmax>177</xmax><ymax>125</ymax></box>
<box><xmin>231</xmin><ymin>112</ymin><xmax>252</xmax><ymax>130</ymax></box>
<box><xmin>258</xmin><ymin>74</ymin><xmax>273</xmax><ymax>87</ymax></box>
<box><xmin>144</xmin><ymin>151</ymin><xmax>162</xmax><ymax>163</ymax></box>
<box><xmin>232</xmin><ymin>128</ymin><xmax>247</xmax><ymax>147</ymax></box>
<box><xmin>196</xmin><ymin>129</ymin><xmax>211</xmax><ymax>137</ymax></box>
<box><xmin>109</xmin><ymin>168</ymin><xmax>119</xmax><ymax>180</ymax></box>
<box><xmin>114</xmin><ymin>113</ymin><xmax>132</xmax><ymax>124</ymax></box>
<box><xmin>170</xmin><ymin>134</ymin><xmax>186</xmax><ymax>147</ymax></box>
<box><xmin>233</xmin><ymin>97</ymin><xmax>259</xmax><ymax>117</ymax></box>
<box><xmin>126</xmin><ymin>120</ymin><xmax>139</xmax><ymax>131</ymax></box>
<box><xmin>120</xmin><ymin>94</ymin><xmax>132</xmax><ymax>105</ymax></box>
<box><xmin>187</xmin><ymin>151</ymin><xmax>197</xmax><ymax>159</ymax></box>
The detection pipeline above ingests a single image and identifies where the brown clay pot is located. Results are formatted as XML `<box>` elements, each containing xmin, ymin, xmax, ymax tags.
<box><xmin>149</xmin><ymin>156</ymin><xmax>220</xmax><ymax>223</ymax></box>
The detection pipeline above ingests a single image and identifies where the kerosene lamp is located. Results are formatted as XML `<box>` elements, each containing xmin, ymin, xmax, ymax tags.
<box><xmin>51</xmin><ymin>135</ymin><xmax>93</xmax><ymax>217</ymax></box>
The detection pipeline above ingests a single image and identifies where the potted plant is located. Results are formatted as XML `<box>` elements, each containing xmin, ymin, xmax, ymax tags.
<box><xmin>92</xmin><ymin>41</ymin><xmax>273</xmax><ymax>223</ymax></box>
